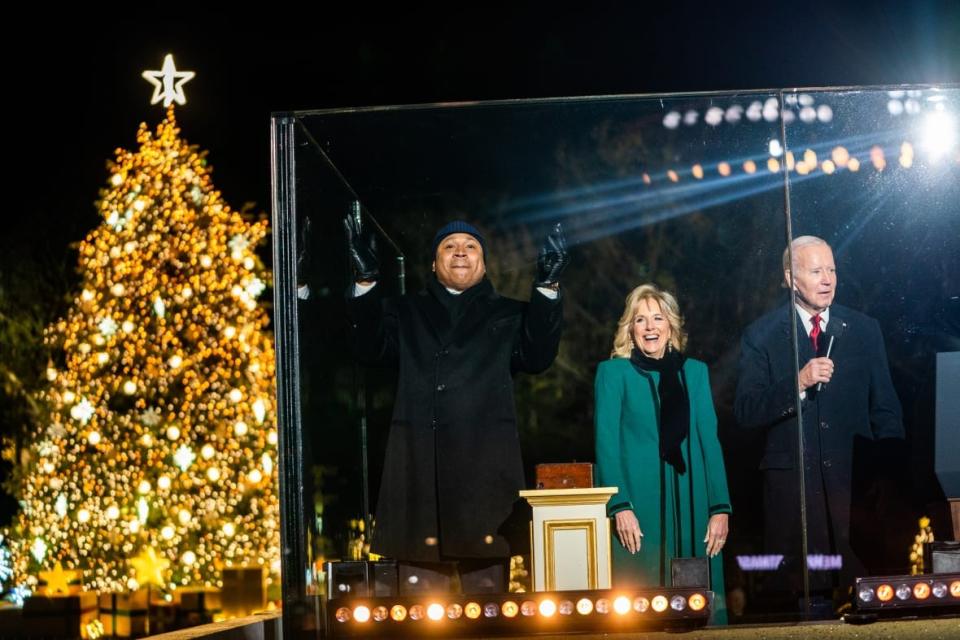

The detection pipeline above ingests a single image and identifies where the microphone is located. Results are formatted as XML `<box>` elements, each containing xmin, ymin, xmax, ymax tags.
<box><xmin>817</xmin><ymin>320</ymin><xmax>847</xmax><ymax>392</ymax></box>
<box><xmin>816</xmin><ymin>336</ymin><xmax>835</xmax><ymax>392</ymax></box>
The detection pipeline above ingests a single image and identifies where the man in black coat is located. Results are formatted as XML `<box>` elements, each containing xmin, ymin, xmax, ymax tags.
<box><xmin>735</xmin><ymin>235</ymin><xmax>903</xmax><ymax>601</ymax></box>
<box><xmin>345</xmin><ymin>218</ymin><xmax>567</xmax><ymax>593</ymax></box>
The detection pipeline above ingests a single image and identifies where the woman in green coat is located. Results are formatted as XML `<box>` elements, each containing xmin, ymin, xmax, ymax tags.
<box><xmin>595</xmin><ymin>284</ymin><xmax>731</xmax><ymax>624</ymax></box>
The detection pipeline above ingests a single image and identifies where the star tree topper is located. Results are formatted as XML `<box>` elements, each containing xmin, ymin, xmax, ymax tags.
<box><xmin>142</xmin><ymin>54</ymin><xmax>195</xmax><ymax>107</ymax></box>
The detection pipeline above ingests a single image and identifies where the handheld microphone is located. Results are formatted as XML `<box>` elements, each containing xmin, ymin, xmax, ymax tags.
<box><xmin>817</xmin><ymin>320</ymin><xmax>847</xmax><ymax>392</ymax></box>
<box><xmin>816</xmin><ymin>335</ymin><xmax>835</xmax><ymax>392</ymax></box>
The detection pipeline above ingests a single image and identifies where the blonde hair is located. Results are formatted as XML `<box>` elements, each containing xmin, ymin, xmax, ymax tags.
<box><xmin>610</xmin><ymin>284</ymin><xmax>688</xmax><ymax>358</ymax></box>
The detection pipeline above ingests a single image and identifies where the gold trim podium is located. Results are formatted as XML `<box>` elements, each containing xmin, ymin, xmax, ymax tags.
<box><xmin>519</xmin><ymin>487</ymin><xmax>617</xmax><ymax>591</ymax></box>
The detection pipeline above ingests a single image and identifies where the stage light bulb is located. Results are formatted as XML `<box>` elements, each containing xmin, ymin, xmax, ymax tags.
<box><xmin>651</xmin><ymin>595</ymin><xmax>669</xmax><ymax>612</ymax></box>
<box><xmin>595</xmin><ymin>598</ymin><xmax>611</xmax><ymax>614</ymax></box>
<box><xmin>671</xmin><ymin>595</ymin><xmax>687</xmax><ymax>611</ymax></box>
<box><xmin>464</xmin><ymin>602</ymin><xmax>481</xmax><ymax>619</ymax></box>
<box><xmin>877</xmin><ymin>584</ymin><xmax>894</xmax><ymax>601</ymax></box>
<box><xmin>427</xmin><ymin>603</ymin><xmax>444</xmax><ymax>621</ymax></box>
<box><xmin>446</xmin><ymin>603</ymin><xmax>463</xmax><ymax>619</ymax></box>
<box><xmin>949</xmin><ymin>581</ymin><xmax>960</xmax><ymax>597</ymax></box>
<box><xmin>689</xmin><ymin>593</ymin><xmax>707</xmax><ymax>611</ymax></box>
<box><xmin>913</xmin><ymin>582</ymin><xmax>931</xmax><ymax>599</ymax></box>
<box><xmin>743</xmin><ymin>160</ymin><xmax>757</xmax><ymax>174</ymax></box>
<box><xmin>832</xmin><ymin>146</ymin><xmax>850</xmax><ymax>167</ymax></box>
<box><xmin>390</xmin><ymin>605</ymin><xmax>407</xmax><ymax>621</ymax></box>
<box><xmin>335</xmin><ymin>607</ymin><xmax>351</xmax><ymax>623</ymax></box>
<box><xmin>613</xmin><ymin>596</ymin><xmax>631</xmax><ymax>615</ymax></box>
<box><xmin>408</xmin><ymin>605</ymin><xmax>424</xmax><ymax>621</ymax></box>
<box><xmin>501</xmin><ymin>601</ymin><xmax>518</xmax><ymax>618</ymax></box>
<box><xmin>576</xmin><ymin>598</ymin><xmax>593</xmax><ymax>615</ymax></box>
<box><xmin>920</xmin><ymin>111</ymin><xmax>958</xmax><ymax>160</ymax></box>
<box><xmin>520</xmin><ymin>600</ymin><xmax>536</xmax><ymax>616</ymax></box>
<box><xmin>858</xmin><ymin>587</ymin><xmax>875</xmax><ymax>602</ymax></box>
<box><xmin>483</xmin><ymin>602</ymin><xmax>499</xmax><ymax>618</ymax></box>
<box><xmin>372</xmin><ymin>606</ymin><xmax>388</xmax><ymax>622</ymax></box>
<box><xmin>718</xmin><ymin>162</ymin><xmax>732</xmax><ymax>177</ymax></box>
<box><xmin>931</xmin><ymin>582</ymin><xmax>947</xmax><ymax>598</ymax></box>
<box><xmin>538</xmin><ymin>599</ymin><xmax>557</xmax><ymax>617</ymax></box>
<box><xmin>558</xmin><ymin>600</ymin><xmax>574</xmax><ymax>615</ymax></box>
<box><xmin>870</xmin><ymin>146</ymin><xmax>887</xmax><ymax>171</ymax></box>
<box><xmin>353</xmin><ymin>606</ymin><xmax>370</xmax><ymax>623</ymax></box>
<box><xmin>633</xmin><ymin>596</ymin><xmax>650</xmax><ymax>612</ymax></box>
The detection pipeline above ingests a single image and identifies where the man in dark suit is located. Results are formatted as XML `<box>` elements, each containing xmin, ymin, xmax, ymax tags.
<box><xmin>344</xmin><ymin>218</ymin><xmax>567</xmax><ymax>594</ymax></box>
<box><xmin>735</xmin><ymin>235</ymin><xmax>903</xmax><ymax>602</ymax></box>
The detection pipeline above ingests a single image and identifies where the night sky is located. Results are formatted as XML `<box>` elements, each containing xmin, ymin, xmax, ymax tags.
<box><xmin>2</xmin><ymin>3</ymin><xmax>958</xmax><ymax>524</ymax></box>
<box><xmin>10</xmin><ymin>3</ymin><xmax>958</xmax><ymax>257</ymax></box>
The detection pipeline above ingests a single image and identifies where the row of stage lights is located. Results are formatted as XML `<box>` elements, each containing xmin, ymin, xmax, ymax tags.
<box><xmin>328</xmin><ymin>588</ymin><xmax>710</xmax><ymax>636</ymax></box>
<box><xmin>856</xmin><ymin>573</ymin><xmax>960</xmax><ymax>612</ymax></box>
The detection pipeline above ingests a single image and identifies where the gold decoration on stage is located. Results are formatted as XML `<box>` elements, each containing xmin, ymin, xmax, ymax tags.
<box><xmin>40</xmin><ymin>561</ymin><xmax>80</xmax><ymax>595</ymax></box>
<box><xmin>129</xmin><ymin>546</ymin><xmax>170</xmax><ymax>589</ymax></box>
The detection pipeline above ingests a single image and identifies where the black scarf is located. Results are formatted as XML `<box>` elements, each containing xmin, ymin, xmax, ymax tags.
<box><xmin>426</xmin><ymin>277</ymin><xmax>492</xmax><ymax>332</ymax></box>
<box><xmin>630</xmin><ymin>347</ymin><xmax>689</xmax><ymax>473</ymax></box>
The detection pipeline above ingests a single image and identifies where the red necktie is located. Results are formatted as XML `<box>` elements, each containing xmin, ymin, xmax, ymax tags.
<box><xmin>810</xmin><ymin>313</ymin><xmax>822</xmax><ymax>353</ymax></box>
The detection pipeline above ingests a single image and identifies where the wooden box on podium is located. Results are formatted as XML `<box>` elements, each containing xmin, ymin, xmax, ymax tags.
<box><xmin>519</xmin><ymin>487</ymin><xmax>617</xmax><ymax>591</ymax></box>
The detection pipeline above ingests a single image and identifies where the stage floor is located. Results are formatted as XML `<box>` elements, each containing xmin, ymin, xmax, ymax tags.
<box><xmin>479</xmin><ymin>616</ymin><xmax>960</xmax><ymax>639</ymax></box>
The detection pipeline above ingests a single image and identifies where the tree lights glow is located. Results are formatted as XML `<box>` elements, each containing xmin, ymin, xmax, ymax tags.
<box><xmin>11</xmin><ymin>107</ymin><xmax>279</xmax><ymax>594</ymax></box>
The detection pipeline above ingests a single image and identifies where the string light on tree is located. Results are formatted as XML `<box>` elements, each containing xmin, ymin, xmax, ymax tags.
<box><xmin>11</xmin><ymin>61</ymin><xmax>279</xmax><ymax>594</ymax></box>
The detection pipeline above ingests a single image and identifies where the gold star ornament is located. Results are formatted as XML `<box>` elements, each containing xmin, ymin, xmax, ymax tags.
<box><xmin>128</xmin><ymin>546</ymin><xmax>170</xmax><ymax>588</ymax></box>
<box><xmin>40</xmin><ymin>561</ymin><xmax>81</xmax><ymax>596</ymax></box>
<box><xmin>142</xmin><ymin>54</ymin><xmax>195</xmax><ymax>107</ymax></box>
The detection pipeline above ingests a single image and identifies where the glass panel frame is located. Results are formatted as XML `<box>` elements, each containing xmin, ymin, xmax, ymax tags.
<box><xmin>271</xmin><ymin>84</ymin><xmax>957</xmax><ymax>636</ymax></box>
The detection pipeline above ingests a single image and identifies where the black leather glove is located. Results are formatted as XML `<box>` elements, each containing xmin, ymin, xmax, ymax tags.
<box><xmin>343</xmin><ymin>214</ymin><xmax>379</xmax><ymax>282</ymax></box>
<box><xmin>535</xmin><ymin>222</ymin><xmax>569</xmax><ymax>287</ymax></box>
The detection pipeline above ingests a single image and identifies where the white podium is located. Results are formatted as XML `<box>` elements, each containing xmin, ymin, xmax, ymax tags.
<box><xmin>519</xmin><ymin>487</ymin><xmax>617</xmax><ymax>591</ymax></box>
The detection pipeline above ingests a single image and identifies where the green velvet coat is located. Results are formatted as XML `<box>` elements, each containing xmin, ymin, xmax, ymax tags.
<box><xmin>595</xmin><ymin>357</ymin><xmax>731</xmax><ymax>624</ymax></box>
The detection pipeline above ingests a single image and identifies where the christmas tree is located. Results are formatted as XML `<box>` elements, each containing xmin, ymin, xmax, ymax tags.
<box><xmin>10</xmin><ymin>65</ymin><xmax>279</xmax><ymax>595</ymax></box>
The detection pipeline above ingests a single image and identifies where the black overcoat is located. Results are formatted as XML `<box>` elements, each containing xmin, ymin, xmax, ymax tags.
<box><xmin>346</xmin><ymin>279</ymin><xmax>563</xmax><ymax>561</ymax></box>
<box><xmin>734</xmin><ymin>303</ymin><xmax>903</xmax><ymax>584</ymax></box>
